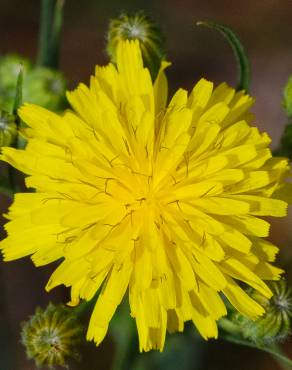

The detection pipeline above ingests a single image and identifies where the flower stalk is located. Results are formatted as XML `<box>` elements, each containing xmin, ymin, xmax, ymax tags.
<box><xmin>110</xmin><ymin>301</ymin><xmax>138</xmax><ymax>370</ymax></box>
<box><xmin>197</xmin><ymin>21</ymin><xmax>250</xmax><ymax>92</ymax></box>
<box><xmin>37</xmin><ymin>0</ymin><xmax>65</xmax><ymax>69</ymax></box>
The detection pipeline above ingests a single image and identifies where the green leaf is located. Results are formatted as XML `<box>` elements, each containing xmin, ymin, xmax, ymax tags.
<box><xmin>37</xmin><ymin>0</ymin><xmax>65</xmax><ymax>69</ymax></box>
<box><xmin>196</xmin><ymin>21</ymin><xmax>250</xmax><ymax>92</ymax></box>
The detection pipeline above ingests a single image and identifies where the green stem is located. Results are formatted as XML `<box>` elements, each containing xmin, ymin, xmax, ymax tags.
<box><xmin>196</xmin><ymin>21</ymin><xmax>250</xmax><ymax>92</ymax></box>
<box><xmin>273</xmin><ymin>344</ymin><xmax>292</xmax><ymax>370</ymax></box>
<box><xmin>221</xmin><ymin>333</ymin><xmax>292</xmax><ymax>368</ymax></box>
<box><xmin>219</xmin><ymin>317</ymin><xmax>292</xmax><ymax>368</ymax></box>
<box><xmin>38</xmin><ymin>0</ymin><xmax>55</xmax><ymax>66</ymax></box>
<box><xmin>50</xmin><ymin>0</ymin><xmax>65</xmax><ymax>69</ymax></box>
<box><xmin>110</xmin><ymin>303</ymin><xmax>138</xmax><ymax>370</ymax></box>
<box><xmin>37</xmin><ymin>0</ymin><xmax>64</xmax><ymax>69</ymax></box>
<box><xmin>111</xmin><ymin>332</ymin><xmax>137</xmax><ymax>370</ymax></box>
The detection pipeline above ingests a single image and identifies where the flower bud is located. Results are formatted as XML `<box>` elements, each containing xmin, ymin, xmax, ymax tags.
<box><xmin>0</xmin><ymin>54</ymin><xmax>66</xmax><ymax>112</ymax></box>
<box><xmin>0</xmin><ymin>55</ymin><xmax>31</xmax><ymax>112</ymax></box>
<box><xmin>283</xmin><ymin>76</ymin><xmax>292</xmax><ymax>118</ymax></box>
<box><xmin>0</xmin><ymin>54</ymin><xmax>31</xmax><ymax>90</ymax></box>
<box><xmin>0</xmin><ymin>111</ymin><xmax>17</xmax><ymax>147</ymax></box>
<box><xmin>235</xmin><ymin>280</ymin><xmax>292</xmax><ymax>345</ymax></box>
<box><xmin>106</xmin><ymin>12</ymin><xmax>165</xmax><ymax>79</ymax></box>
<box><xmin>23</xmin><ymin>67</ymin><xmax>67</xmax><ymax>111</ymax></box>
<box><xmin>21</xmin><ymin>303</ymin><xmax>84</xmax><ymax>368</ymax></box>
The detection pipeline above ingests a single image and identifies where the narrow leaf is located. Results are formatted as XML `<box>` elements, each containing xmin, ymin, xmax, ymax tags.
<box><xmin>196</xmin><ymin>21</ymin><xmax>250</xmax><ymax>92</ymax></box>
<box><xmin>12</xmin><ymin>66</ymin><xmax>23</xmax><ymax>118</ymax></box>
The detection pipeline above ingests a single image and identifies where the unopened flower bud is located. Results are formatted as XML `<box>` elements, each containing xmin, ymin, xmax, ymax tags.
<box><xmin>23</xmin><ymin>67</ymin><xmax>67</xmax><ymax>111</ymax></box>
<box><xmin>0</xmin><ymin>54</ymin><xmax>66</xmax><ymax>112</ymax></box>
<box><xmin>283</xmin><ymin>76</ymin><xmax>292</xmax><ymax>118</ymax></box>
<box><xmin>0</xmin><ymin>111</ymin><xmax>17</xmax><ymax>147</ymax></box>
<box><xmin>235</xmin><ymin>280</ymin><xmax>292</xmax><ymax>345</ymax></box>
<box><xmin>0</xmin><ymin>54</ymin><xmax>31</xmax><ymax>90</ymax></box>
<box><xmin>0</xmin><ymin>55</ymin><xmax>31</xmax><ymax>112</ymax></box>
<box><xmin>107</xmin><ymin>12</ymin><xmax>165</xmax><ymax>79</ymax></box>
<box><xmin>21</xmin><ymin>303</ymin><xmax>84</xmax><ymax>368</ymax></box>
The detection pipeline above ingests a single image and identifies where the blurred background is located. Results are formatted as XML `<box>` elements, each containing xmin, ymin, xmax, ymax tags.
<box><xmin>0</xmin><ymin>1</ymin><xmax>292</xmax><ymax>369</ymax></box>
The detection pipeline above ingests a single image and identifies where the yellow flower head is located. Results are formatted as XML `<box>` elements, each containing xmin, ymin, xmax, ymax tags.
<box><xmin>1</xmin><ymin>40</ymin><xmax>290</xmax><ymax>351</ymax></box>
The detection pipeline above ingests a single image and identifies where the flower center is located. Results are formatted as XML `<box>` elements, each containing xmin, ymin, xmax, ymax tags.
<box><xmin>132</xmin><ymin>176</ymin><xmax>157</xmax><ymax>208</ymax></box>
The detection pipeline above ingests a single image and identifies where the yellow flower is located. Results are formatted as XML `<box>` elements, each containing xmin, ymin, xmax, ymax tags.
<box><xmin>1</xmin><ymin>40</ymin><xmax>290</xmax><ymax>352</ymax></box>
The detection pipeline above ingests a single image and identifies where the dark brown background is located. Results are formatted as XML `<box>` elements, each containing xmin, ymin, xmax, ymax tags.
<box><xmin>0</xmin><ymin>1</ymin><xmax>292</xmax><ymax>369</ymax></box>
